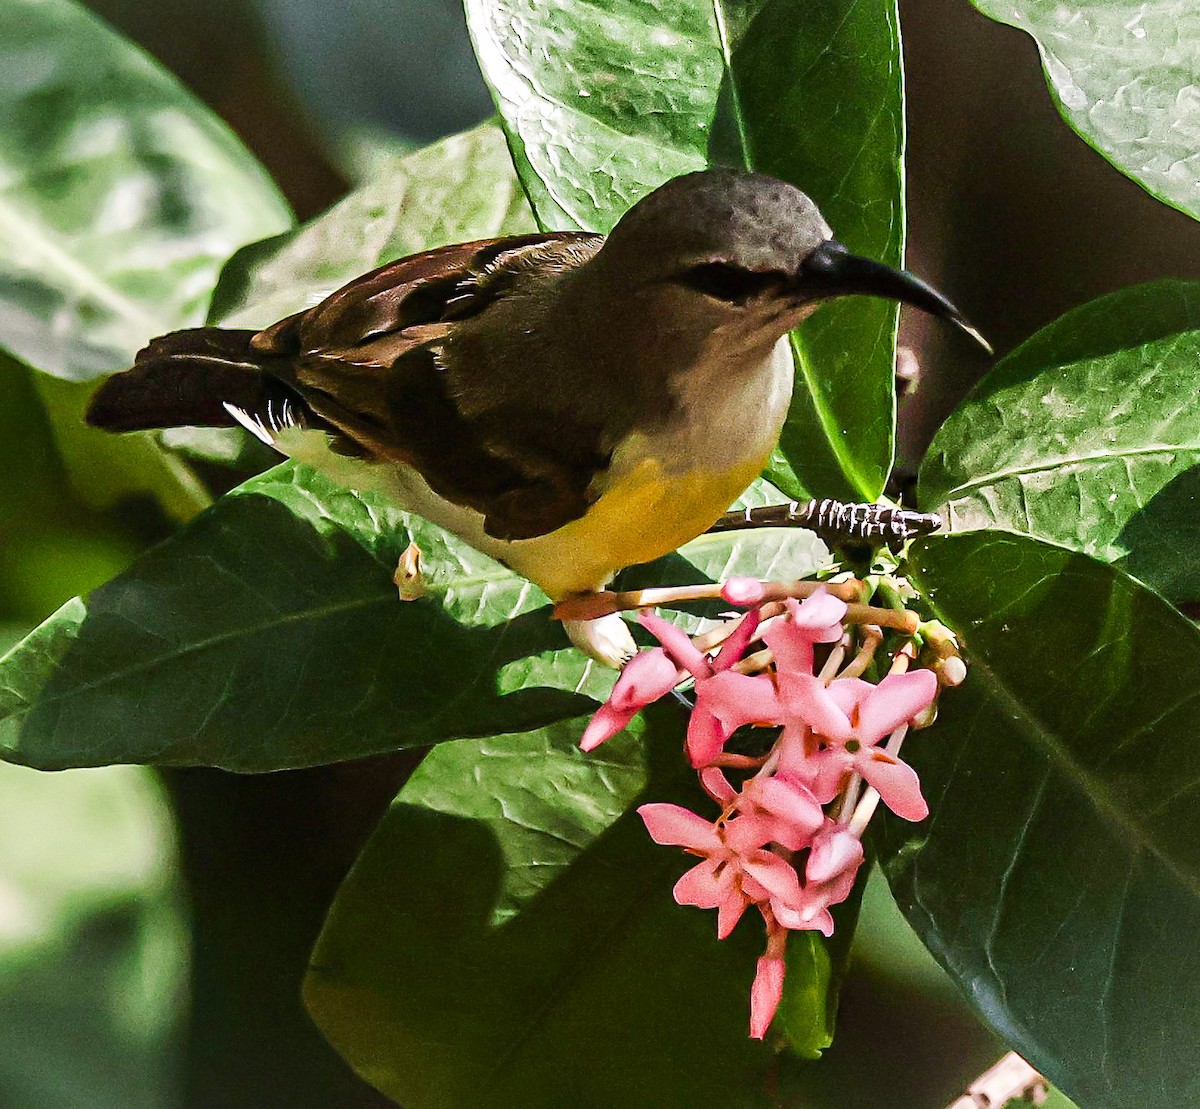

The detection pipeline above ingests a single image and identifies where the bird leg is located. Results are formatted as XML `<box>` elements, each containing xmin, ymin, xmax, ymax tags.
<box><xmin>709</xmin><ymin>499</ymin><xmax>941</xmax><ymax>547</ymax></box>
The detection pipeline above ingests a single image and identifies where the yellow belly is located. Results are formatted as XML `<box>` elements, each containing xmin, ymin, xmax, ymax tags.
<box><xmin>508</xmin><ymin>456</ymin><xmax>765</xmax><ymax>599</ymax></box>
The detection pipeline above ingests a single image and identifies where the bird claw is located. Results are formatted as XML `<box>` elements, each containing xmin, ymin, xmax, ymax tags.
<box><xmin>563</xmin><ymin>611</ymin><xmax>638</xmax><ymax>669</ymax></box>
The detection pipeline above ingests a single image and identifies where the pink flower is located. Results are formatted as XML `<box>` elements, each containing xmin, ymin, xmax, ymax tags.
<box><xmin>638</xmin><ymin>803</ymin><xmax>809</xmax><ymax>940</ymax></box>
<box><xmin>776</xmin><ymin>822</ymin><xmax>866</xmax><ymax>935</ymax></box>
<box><xmin>579</xmin><ymin>647</ymin><xmax>681</xmax><ymax>751</ymax></box>
<box><xmin>736</xmin><ymin>773</ymin><xmax>825</xmax><ymax>851</ymax></box>
<box><xmin>776</xmin><ymin>671</ymin><xmax>936</xmax><ymax>821</ymax></box>
<box><xmin>762</xmin><ymin>589</ymin><xmax>847</xmax><ymax>682</ymax></box>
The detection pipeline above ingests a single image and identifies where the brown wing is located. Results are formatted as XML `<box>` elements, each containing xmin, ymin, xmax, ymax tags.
<box><xmin>252</xmin><ymin>232</ymin><xmax>612</xmax><ymax>541</ymax></box>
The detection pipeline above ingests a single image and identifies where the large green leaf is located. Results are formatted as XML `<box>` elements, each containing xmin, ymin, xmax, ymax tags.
<box><xmin>0</xmin><ymin>760</ymin><xmax>186</xmax><ymax>1109</ymax></box>
<box><xmin>0</xmin><ymin>0</ymin><xmax>290</xmax><ymax>382</ymax></box>
<box><xmin>464</xmin><ymin>0</ymin><xmax>905</xmax><ymax>500</ymax></box>
<box><xmin>920</xmin><ymin>281</ymin><xmax>1200</xmax><ymax>605</ymax></box>
<box><xmin>306</xmin><ymin>711</ymin><xmax>835</xmax><ymax>1108</ymax></box>
<box><xmin>876</xmin><ymin>530</ymin><xmax>1200</xmax><ymax>1108</ymax></box>
<box><xmin>970</xmin><ymin>0</ymin><xmax>1200</xmax><ymax>222</ymax></box>
<box><xmin>0</xmin><ymin>0</ymin><xmax>291</xmax><ymax>516</ymax></box>
<box><xmin>209</xmin><ymin>120</ymin><xmax>536</xmax><ymax>328</ymax></box>
<box><xmin>0</xmin><ymin>465</ymin><xmax>828</xmax><ymax>771</ymax></box>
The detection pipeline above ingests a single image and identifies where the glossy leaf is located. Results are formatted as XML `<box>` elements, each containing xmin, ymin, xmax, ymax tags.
<box><xmin>0</xmin><ymin>465</ymin><xmax>828</xmax><ymax>771</ymax></box>
<box><xmin>0</xmin><ymin>0</ymin><xmax>290</xmax><ymax>382</ymax></box>
<box><xmin>306</xmin><ymin>711</ymin><xmax>833</xmax><ymax>1106</ymax></box>
<box><xmin>971</xmin><ymin>0</ymin><xmax>1200</xmax><ymax>222</ymax></box>
<box><xmin>210</xmin><ymin>121</ymin><xmax>536</xmax><ymax>328</ymax></box>
<box><xmin>920</xmin><ymin>281</ymin><xmax>1200</xmax><ymax>604</ymax></box>
<box><xmin>464</xmin><ymin>0</ymin><xmax>905</xmax><ymax>500</ymax></box>
<box><xmin>0</xmin><ymin>760</ymin><xmax>186</xmax><ymax>1109</ymax></box>
<box><xmin>876</xmin><ymin>530</ymin><xmax>1200</xmax><ymax>1108</ymax></box>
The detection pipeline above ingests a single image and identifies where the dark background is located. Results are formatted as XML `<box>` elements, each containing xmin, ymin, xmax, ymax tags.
<box><xmin>19</xmin><ymin>1</ymin><xmax>1200</xmax><ymax>1104</ymax></box>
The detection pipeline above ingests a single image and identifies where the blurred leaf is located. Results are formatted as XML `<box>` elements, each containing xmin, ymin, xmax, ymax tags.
<box><xmin>210</xmin><ymin>121</ymin><xmax>535</xmax><ymax>328</ymax></box>
<box><xmin>0</xmin><ymin>466</ymin><xmax>828</xmax><ymax>771</ymax></box>
<box><xmin>0</xmin><ymin>355</ymin><xmax>145</xmax><ymax>622</ymax></box>
<box><xmin>920</xmin><ymin>281</ymin><xmax>1200</xmax><ymax>605</ymax></box>
<box><xmin>876</xmin><ymin>530</ymin><xmax>1200</xmax><ymax>1109</ymax></box>
<box><xmin>0</xmin><ymin>760</ymin><xmax>185</xmax><ymax>1109</ymax></box>
<box><xmin>0</xmin><ymin>0</ymin><xmax>291</xmax><ymax>518</ymax></box>
<box><xmin>0</xmin><ymin>0</ymin><xmax>290</xmax><ymax>382</ymax></box>
<box><xmin>33</xmin><ymin>377</ymin><xmax>209</xmax><ymax>521</ymax></box>
<box><xmin>464</xmin><ymin>0</ymin><xmax>905</xmax><ymax>500</ymax></box>
<box><xmin>306</xmin><ymin>712</ymin><xmax>828</xmax><ymax>1108</ymax></box>
<box><xmin>971</xmin><ymin>0</ymin><xmax>1200</xmax><ymax>222</ymax></box>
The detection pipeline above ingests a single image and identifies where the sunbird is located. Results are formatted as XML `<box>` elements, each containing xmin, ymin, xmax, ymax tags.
<box><xmin>88</xmin><ymin>168</ymin><xmax>985</xmax><ymax>664</ymax></box>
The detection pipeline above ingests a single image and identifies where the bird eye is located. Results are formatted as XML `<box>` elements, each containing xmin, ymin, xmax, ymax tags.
<box><xmin>675</xmin><ymin>263</ymin><xmax>784</xmax><ymax>305</ymax></box>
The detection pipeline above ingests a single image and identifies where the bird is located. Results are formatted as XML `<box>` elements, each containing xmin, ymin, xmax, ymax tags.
<box><xmin>86</xmin><ymin>167</ymin><xmax>987</xmax><ymax>666</ymax></box>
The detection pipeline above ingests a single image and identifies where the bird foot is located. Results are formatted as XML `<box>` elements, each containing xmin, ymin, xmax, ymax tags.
<box><xmin>562</xmin><ymin>612</ymin><xmax>637</xmax><ymax>669</ymax></box>
<box><xmin>393</xmin><ymin>542</ymin><xmax>425</xmax><ymax>601</ymax></box>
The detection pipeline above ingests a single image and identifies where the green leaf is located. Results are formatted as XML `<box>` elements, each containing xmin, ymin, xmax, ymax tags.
<box><xmin>920</xmin><ymin>280</ymin><xmax>1200</xmax><ymax>605</ymax></box>
<box><xmin>0</xmin><ymin>0</ymin><xmax>290</xmax><ymax>382</ymax></box>
<box><xmin>209</xmin><ymin>121</ymin><xmax>535</xmax><ymax>328</ymax></box>
<box><xmin>0</xmin><ymin>0</ymin><xmax>291</xmax><ymax>518</ymax></box>
<box><xmin>0</xmin><ymin>466</ymin><xmax>828</xmax><ymax>771</ymax></box>
<box><xmin>464</xmin><ymin>0</ymin><xmax>905</xmax><ymax>500</ymax></box>
<box><xmin>876</xmin><ymin>530</ymin><xmax>1200</xmax><ymax>1109</ymax></box>
<box><xmin>970</xmin><ymin>0</ymin><xmax>1200</xmax><ymax>222</ymax></box>
<box><xmin>306</xmin><ymin>711</ymin><xmax>830</xmax><ymax>1107</ymax></box>
<box><xmin>0</xmin><ymin>760</ymin><xmax>186</xmax><ymax>1109</ymax></box>
<box><xmin>33</xmin><ymin>376</ymin><xmax>209</xmax><ymax>522</ymax></box>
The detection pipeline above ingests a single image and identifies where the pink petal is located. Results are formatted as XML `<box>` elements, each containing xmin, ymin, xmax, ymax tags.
<box><xmin>721</xmin><ymin>577</ymin><xmax>766</xmax><ymax>606</ymax></box>
<box><xmin>762</xmin><ymin>619</ymin><xmax>815</xmax><ymax>682</ymax></box>
<box><xmin>700</xmin><ymin>671</ymin><xmax>781</xmax><ymax>729</ymax></box>
<box><xmin>638</xmin><ymin>612</ymin><xmax>711</xmax><ymax>679</ymax></box>
<box><xmin>775</xmin><ymin>724</ymin><xmax>816</xmax><ymax>781</ymax></box>
<box><xmin>791</xmin><ymin>588</ymin><xmax>848</xmax><ymax>638</ymax></box>
<box><xmin>712</xmin><ymin>608</ymin><xmax>762</xmax><ymax>671</ymax></box>
<box><xmin>770</xmin><ymin>898</ymin><xmax>833</xmax><ymax>935</ymax></box>
<box><xmin>673</xmin><ymin>857</ymin><xmax>734</xmax><ymax>908</ymax></box>
<box><xmin>783</xmin><ymin>674</ymin><xmax>853</xmax><ymax>741</ymax></box>
<box><xmin>685</xmin><ymin>706</ymin><xmax>729</xmax><ymax>768</ymax></box>
<box><xmin>749</xmin><ymin>955</ymin><xmax>786</xmax><ymax>1039</ymax></box>
<box><xmin>722</xmin><ymin>812</ymin><xmax>778</xmax><ymax>855</ymax></box>
<box><xmin>638</xmin><ymin>803</ymin><xmax>721</xmax><ymax>850</ymax></box>
<box><xmin>741</xmin><ymin>851</ymin><xmax>804</xmax><ymax>906</ymax></box>
<box><xmin>856</xmin><ymin>670</ymin><xmax>938</xmax><ymax>745</ymax></box>
<box><xmin>825</xmin><ymin>676</ymin><xmax>873</xmax><ymax>719</ymax></box>
<box><xmin>808</xmin><ymin>749</ymin><xmax>853</xmax><ymax>804</ymax></box>
<box><xmin>750</xmin><ymin>777</ymin><xmax>824</xmax><ymax>838</ymax></box>
<box><xmin>609</xmin><ymin>648</ymin><xmax>681</xmax><ymax>712</ymax></box>
<box><xmin>579</xmin><ymin>702</ymin><xmax>635</xmax><ymax>752</ymax></box>
<box><xmin>856</xmin><ymin>750</ymin><xmax>930</xmax><ymax>821</ymax></box>
<box><xmin>806</xmin><ymin>827</ymin><xmax>865</xmax><ymax>885</ymax></box>
<box><xmin>716</xmin><ymin>889</ymin><xmax>749</xmax><ymax>939</ymax></box>
<box><xmin>699</xmin><ymin>766</ymin><xmax>738</xmax><ymax>804</ymax></box>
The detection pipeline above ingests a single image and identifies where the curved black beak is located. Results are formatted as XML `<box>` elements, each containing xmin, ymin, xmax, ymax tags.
<box><xmin>799</xmin><ymin>240</ymin><xmax>992</xmax><ymax>355</ymax></box>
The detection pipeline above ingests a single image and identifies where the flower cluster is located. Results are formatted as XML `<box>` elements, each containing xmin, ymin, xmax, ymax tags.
<box><xmin>580</xmin><ymin>580</ymin><xmax>944</xmax><ymax>1040</ymax></box>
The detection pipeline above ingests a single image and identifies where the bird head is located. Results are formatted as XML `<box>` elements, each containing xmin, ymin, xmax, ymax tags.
<box><xmin>596</xmin><ymin>167</ymin><xmax>990</xmax><ymax>354</ymax></box>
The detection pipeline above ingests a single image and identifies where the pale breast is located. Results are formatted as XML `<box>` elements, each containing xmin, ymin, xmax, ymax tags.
<box><xmin>276</xmin><ymin>337</ymin><xmax>795</xmax><ymax>599</ymax></box>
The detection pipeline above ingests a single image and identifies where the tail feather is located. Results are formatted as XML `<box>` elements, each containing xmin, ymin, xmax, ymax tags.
<box><xmin>86</xmin><ymin>328</ymin><xmax>291</xmax><ymax>433</ymax></box>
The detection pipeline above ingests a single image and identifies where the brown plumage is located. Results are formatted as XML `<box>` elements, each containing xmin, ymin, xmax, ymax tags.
<box><xmin>88</xmin><ymin>231</ymin><xmax>616</xmax><ymax>540</ymax></box>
